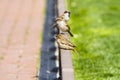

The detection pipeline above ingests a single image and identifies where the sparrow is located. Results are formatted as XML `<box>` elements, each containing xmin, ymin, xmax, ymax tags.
<box><xmin>51</xmin><ymin>10</ymin><xmax>73</xmax><ymax>36</ymax></box>
<box><xmin>56</xmin><ymin>34</ymin><xmax>80</xmax><ymax>57</ymax></box>
<box><xmin>52</xmin><ymin>17</ymin><xmax>73</xmax><ymax>37</ymax></box>
<box><xmin>56</xmin><ymin>34</ymin><xmax>75</xmax><ymax>50</ymax></box>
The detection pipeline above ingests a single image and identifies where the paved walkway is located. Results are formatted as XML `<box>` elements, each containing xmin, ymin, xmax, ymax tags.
<box><xmin>0</xmin><ymin>0</ymin><xmax>45</xmax><ymax>80</ymax></box>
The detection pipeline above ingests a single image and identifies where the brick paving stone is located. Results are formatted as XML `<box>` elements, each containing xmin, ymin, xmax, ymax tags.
<box><xmin>0</xmin><ymin>0</ymin><xmax>45</xmax><ymax>80</ymax></box>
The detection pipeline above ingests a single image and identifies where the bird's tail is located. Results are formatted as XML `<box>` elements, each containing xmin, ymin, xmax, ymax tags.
<box><xmin>72</xmin><ymin>49</ymin><xmax>80</xmax><ymax>58</ymax></box>
<box><xmin>68</xmin><ymin>30</ymin><xmax>73</xmax><ymax>37</ymax></box>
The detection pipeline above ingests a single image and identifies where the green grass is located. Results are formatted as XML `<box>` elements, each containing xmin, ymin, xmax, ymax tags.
<box><xmin>67</xmin><ymin>0</ymin><xmax>120</xmax><ymax>80</ymax></box>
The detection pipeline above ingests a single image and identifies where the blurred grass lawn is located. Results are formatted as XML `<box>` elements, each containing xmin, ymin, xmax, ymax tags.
<box><xmin>67</xmin><ymin>0</ymin><xmax>120</xmax><ymax>80</ymax></box>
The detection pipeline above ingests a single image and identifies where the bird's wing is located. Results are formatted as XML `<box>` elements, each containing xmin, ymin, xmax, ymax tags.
<box><xmin>61</xmin><ymin>38</ymin><xmax>75</xmax><ymax>47</ymax></box>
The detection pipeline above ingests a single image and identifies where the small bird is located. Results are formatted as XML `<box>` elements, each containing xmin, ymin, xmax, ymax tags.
<box><xmin>56</xmin><ymin>34</ymin><xmax>80</xmax><ymax>57</ymax></box>
<box><xmin>56</xmin><ymin>34</ymin><xmax>75</xmax><ymax>50</ymax></box>
<box><xmin>52</xmin><ymin>17</ymin><xmax>73</xmax><ymax>37</ymax></box>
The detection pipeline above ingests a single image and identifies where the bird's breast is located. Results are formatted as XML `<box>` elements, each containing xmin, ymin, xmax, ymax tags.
<box><xmin>57</xmin><ymin>21</ymin><xmax>68</xmax><ymax>30</ymax></box>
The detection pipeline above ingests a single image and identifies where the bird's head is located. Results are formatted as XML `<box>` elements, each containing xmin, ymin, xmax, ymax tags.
<box><xmin>64</xmin><ymin>10</ymin><xmax>70</xmax><ymax>15</ymax></box>
<box><xmin>63</xmin><ymin>10</ymin><xmax>70</xmax><ymax>21</ymax></box>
